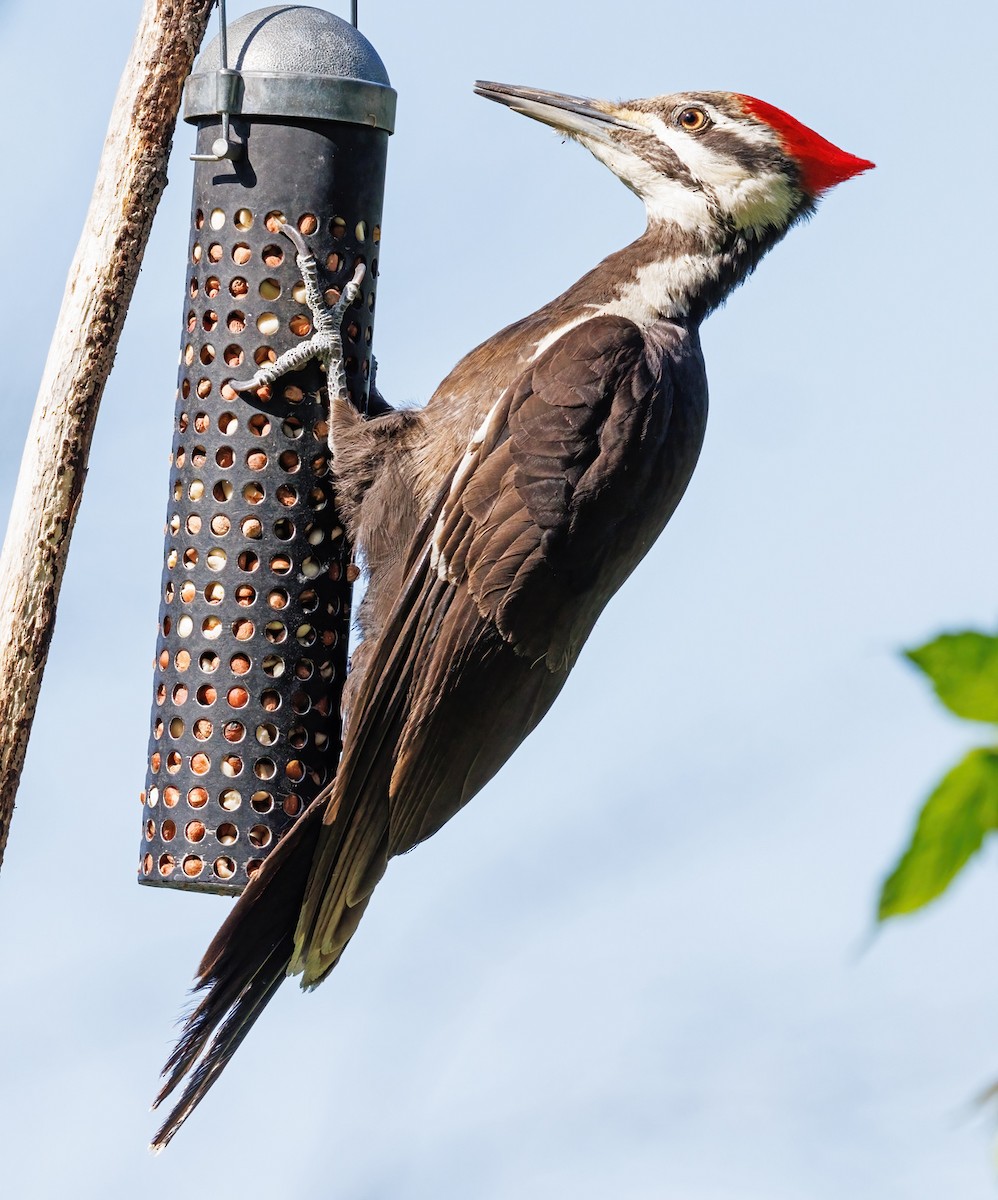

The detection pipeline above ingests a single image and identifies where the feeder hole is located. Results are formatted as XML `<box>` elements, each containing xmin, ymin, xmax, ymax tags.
<box><xmin>196</xmin><ymin>379</ymin><xmax>212</xmax><ymax>398</ymax></box>
<box><xmin>248</xmin><ymin>414</ymin><xmax>270</xmax><ymax>437</ymax></box>
<box><xmin>254</xmin><ymin>758</ymin><xmax>276</xmax><ymax>780</ymax></box>
<box><xmin>230</xmin><ymin>277</ymin><xmax>249</xmax><ymax>298</ymax></box>
<box><xmin>232</xmin><ymin>243</ymin><xmax>251</xmax><ymax>265</ymax></box>
<box><xmin>219</xmin><ymin>790</ymin><xmax>241</xmax><ymax>811</ymax></box>
<box><xmin>159</xmin><ymin>854</ymin><xmax>175</xmax><ymax>876</ymax></box>
<box><xmin>228</xmin><ymin>310</ymin><xmax>246</xmax><ymax>333</ymax></box>
<box><xmin>205</xmin><ymin>277</ymin><xmax>221</xmax><ymax>298</ymax></box>
<box><xmin>191</xmin><ymin>753</ymin><xmax>210</xmax><ymax>775</ymax></box>
<box><xmin>169</xmin><ymin>717</ymin><xmax>184</xmax><ymax>738</ymax></box>
<box><xmin>274</xmin><ymin>519</ymin><xmax>295</xmax><ymax>541</ymax></box>
<box><xmin>183</xmin><ymin>855</ymin><xmax>204</xmax><ymax>878</ymax></box>
<box><xmin>234</xmin><ymin>208</ymin><xmax>253</xmax><ymax>231</ymax></box>
<box><xmin>221</xmin><ymin>755</ymin><xmax>243</xmax><ymax>778</ymax></box>
<box><xmin>223</xmin><ymin>346</ymin><xmax>243</xmax><ymax>368</ymax></box>
<box><xmin>214</xmin><ymin>857</ymin><xmax>236</xmax><ymax>880</ymax></box>
<box><xmin>294</xmin><ymin>660</ymin><xmax>313</xmax><ymax>680</ymax></box>
<box><xmin>249</xmin><ymin>825</ymin><xmax>273</xmax><ymax>849</ymax></box>
<box><xmin>193</xmin><ymin>719</ymin><xmax>212</xmax><ymax>741</ymax></box>
<box><xmin>227</xmin><ymin>687</ymin><xmax>249</xmax><ymax>709</ymax></box>
<box><xmin>213</xmin><ymin>480</ymin><xmax>234</xmax><ymax>502</ymax></box>
<box><xmin>255</xmin><ymin>723</ymin><xmax>278</xmax><ymax>747</ymax></box>
<box><xmin>261</xmin><ymin>655</ymin><xmax>284</xmax><ymax>678</ymax></box>
<box><xmin>176</xmin><ymin>649</ymin><xmax>192</xmax><ymax>671</ymax></box>
<box><xmin>186</xmin><ymin>515</ymin><xmax>202</xmax><ymax>535</ymax></box>
<box><xmin>202</xmin><ymin>616</ymin><xmax>222</xmax><ymax>639</ymax></box>
<box><xmin>199</xmin><ymin>651</ymin><xmax>219</xmax><ymax>672</ymax></box>
<box><xmin>268</xmin><ymin>589</ymin><xmax>289</xmax><ymax>610</ymax></box>
<box><xmin>164</xmin><ymin>787</ymin><xmax>180</xmax><ymax>807</ymax></box>
<box><xmin>276</xmin><ymin>485</ymin><xmax>298</xmax><ymax>507</ymax></box>
<box><xmin>233</xmin><ymin>618</ymin><xmax>255</xmax><ymax>641</ymax></box>
<box><xmin>186</xmin><ymin>820</ymin><xmax>206</xmax><ymax>843</ymax></box>
<box><xmin>235</xmin><ymin>584</ymin><xmax>256</xmax><ymax>606</ymax></box>
<box><xmin>257</xmin><ymin>312</ymin><xmax>279</xmax><ymax>335</ymax></box>
<box><xmin>264</xmin><ymin>210</ymin><xmax>285</xmax><ymax>232</ymax></box>
<box><xmin>260</xmin><ymin>690</ymin><xmax>281</xmax><ymax>712</ymax></box>
<box><xmin>241</xmin><ymin>483</ymin><xmax>264</xmax><ymax>507</ymax></box>
<box><xmin>289</xmin><ymin>315</ymin><xmax>311</xmax><ymax>337</ymax></box>
<box><xmin>211</xmin><ymin>514</ymin><xmax>231</xmax><ymax>535</ymax></box>
<box><xmin>262</xmin><ymin>244</ymin><xmax>284</xmax><ymax>268</ymax></box>
<box><xmin>283</xmin><ymin>795</ymin><xmax>302</xmax><ymax>817</ymax></box>
<box><xmin>259</xmin><ymin>278</ymin><xmax>281</xmax><ymax>300</ymax></box>
<box><xmin>238</xmin><ymin>551</ymin><xmax>260</xmax><ymax>572</ymax></box>
<box><xmin>230</xmin><ymin>653</ymin><xmax>251</xmax><ymax>675</ymax></box>
<box><xmin>208</xmin><ymin>243</ymin><xmax>223</xmax><ymax>263</ymax></box>
<box><xmin>254</xmin><ymin>346</ymin><xmax>277</xmax><ymax>367</ymax></box>
<box><xmin>270</xmin><ymin>554</ymin><xmax>292</xmax><ymax>575</ymax></box>
<box><xmin>196</xmin><ymin>684</ymin><xmax>217</xmax><ymax>705</ymax></box>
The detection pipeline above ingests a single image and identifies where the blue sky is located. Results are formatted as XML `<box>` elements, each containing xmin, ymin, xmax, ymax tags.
<box><xmin>1</xmin><ymin>0</ymin><xmax>996</xmax><ymax>1195</ymax></box>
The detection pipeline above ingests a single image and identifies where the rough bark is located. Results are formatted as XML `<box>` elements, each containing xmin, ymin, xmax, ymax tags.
<box><xmin>0</xmin><ymin>0</ymin><xmax>215</xmax><ymax>870</ymax></box>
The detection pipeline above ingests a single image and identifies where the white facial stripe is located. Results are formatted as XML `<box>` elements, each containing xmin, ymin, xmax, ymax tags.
<box><xmin>580</xmin><ymin>137</ymin><xmax>711</xmax><ymax>233</ymax></box>
<box><xmin>602</xmin><ymin>106</ymin><xmax>797</xmax><ymax>236</ymax></box>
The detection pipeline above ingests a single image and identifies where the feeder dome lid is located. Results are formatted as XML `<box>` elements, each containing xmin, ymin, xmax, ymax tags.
<box><xmin>185</xmin><ymin>5</ymin><xmax>396</xmax><ymax>132</ymax></box>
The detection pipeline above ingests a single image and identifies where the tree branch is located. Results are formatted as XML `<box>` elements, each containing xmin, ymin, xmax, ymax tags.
<box><xmin>0</xmin><ymin>0</ymin><xmax>216</xmax><ymax>870</ymax></box>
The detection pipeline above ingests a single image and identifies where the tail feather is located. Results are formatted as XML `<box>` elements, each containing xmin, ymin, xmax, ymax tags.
<box><xmin>150</xmin><ymin>940</ymin><xmax>290</xmax><ymax>1151</ymax></box>
<box><xmin>150</xmin><ymin>799</ymin><xmax>325</xmax><ymax>1149</ymax></box>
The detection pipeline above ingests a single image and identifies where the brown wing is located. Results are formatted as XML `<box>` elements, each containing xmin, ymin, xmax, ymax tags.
<box><xmin>291</xmin><ymin>315</ymin><xmax>674</xmax><ymax>985</ymax></box>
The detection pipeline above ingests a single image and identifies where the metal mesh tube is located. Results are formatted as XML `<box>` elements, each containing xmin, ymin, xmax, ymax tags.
<box><xmin>139</xmin><ymin>108</ymin><xmax>388</xmax><ymax>894</ymax></box>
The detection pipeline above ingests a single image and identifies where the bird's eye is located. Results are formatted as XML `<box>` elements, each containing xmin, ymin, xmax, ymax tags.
<box><xmin>677</xmin><ymin>107</ymin><xmax>709</xmax><ymax>132</ymax></box>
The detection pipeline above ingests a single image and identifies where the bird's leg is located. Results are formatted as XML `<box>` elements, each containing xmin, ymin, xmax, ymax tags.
<box><xmin>229</xmin><ymin>223</ymin><xmax>366</xmax><ymax>459</ymax></box>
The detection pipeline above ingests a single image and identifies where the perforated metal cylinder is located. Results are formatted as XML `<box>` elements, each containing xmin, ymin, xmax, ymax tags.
<box><xmin>139</xmin><ymin>6</ymin><xmax>395</xmax><ymax>894</ymax></box>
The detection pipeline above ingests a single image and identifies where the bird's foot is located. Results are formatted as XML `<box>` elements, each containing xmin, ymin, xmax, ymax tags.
<box><xmin>229</xmin><ymin>222</ymin><xmax>365</xmax><ymax>411</ymax></box>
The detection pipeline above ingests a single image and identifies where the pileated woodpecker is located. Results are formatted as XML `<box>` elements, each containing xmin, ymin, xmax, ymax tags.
<box><xmin>151</xmin><ymin>84</ymin><xmax>872</xmax><ymax>1148</ymax></box>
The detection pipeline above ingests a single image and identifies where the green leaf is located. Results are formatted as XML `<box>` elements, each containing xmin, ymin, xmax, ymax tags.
<box><xmin>879</xmin><ymin>748</ymin><xmax>998</xmax><ymax>920</ymax></box>
<box><xmin>906</xmin><ymin>631</ymin><xmax>998</xmax><ymax>723</ymax></box>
